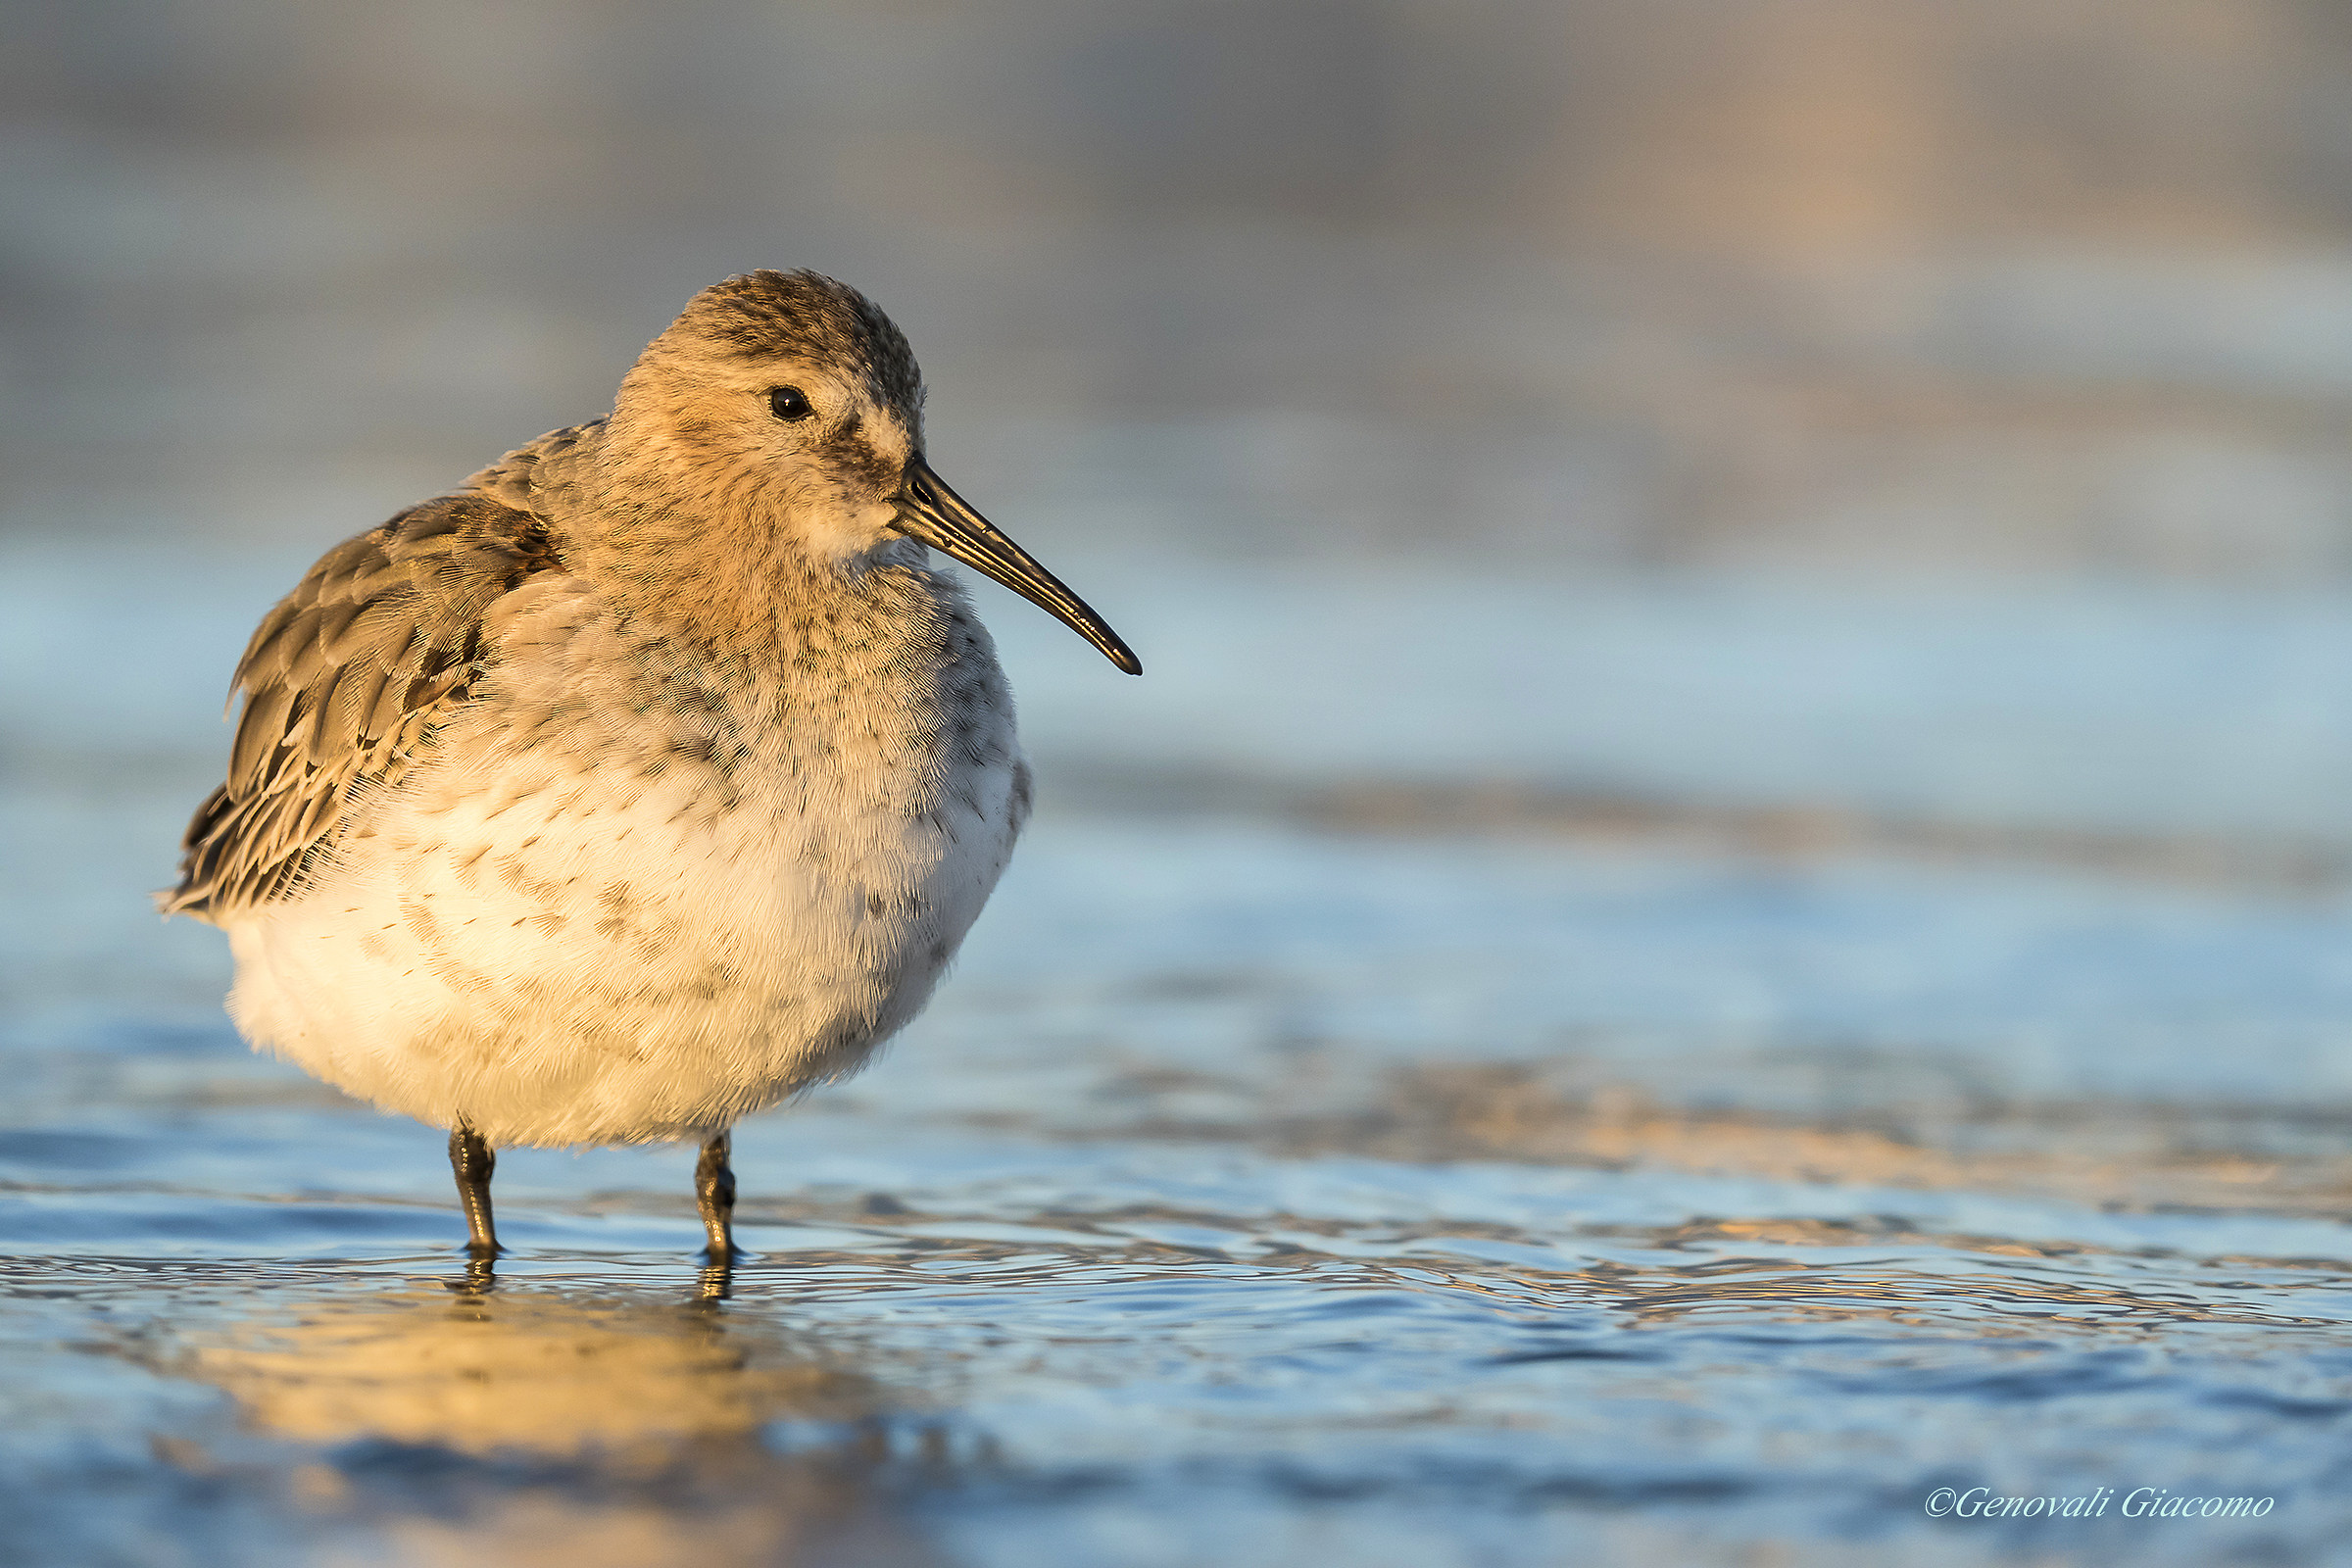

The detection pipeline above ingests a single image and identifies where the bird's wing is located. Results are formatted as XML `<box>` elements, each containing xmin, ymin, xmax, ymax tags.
<box><xmin>466</xmin><ymin>417</ymin><xmax>604</xmax><ymax>515</ymax></box>
<box><xmin>164</xmin><ymin>489</ymin><xmax>564</xmax><ymax>922</ymax></box>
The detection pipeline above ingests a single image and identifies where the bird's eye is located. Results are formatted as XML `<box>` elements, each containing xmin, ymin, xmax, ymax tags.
<box><xmin>767</xmin><ymin>386</ymin><xmax>815</xmax><ymax>422</ymax></box>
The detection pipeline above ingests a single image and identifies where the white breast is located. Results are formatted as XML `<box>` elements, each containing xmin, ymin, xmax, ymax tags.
<box><xmin>221</xmin><ymin>570</ymin><xmax>1029</xmax><ymax>1147</ymax></box>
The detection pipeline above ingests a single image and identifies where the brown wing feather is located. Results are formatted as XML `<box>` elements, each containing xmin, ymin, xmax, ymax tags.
<box><xmin>163</xmin><ymin>491</ymin><xmax>563</xmax><ymax>922</ymax></box>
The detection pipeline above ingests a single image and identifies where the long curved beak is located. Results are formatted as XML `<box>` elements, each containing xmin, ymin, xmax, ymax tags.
<box><xmin>893</xmin><ymin>457</ymin><xmax>1142</xmax><ymax>675</ymax></box>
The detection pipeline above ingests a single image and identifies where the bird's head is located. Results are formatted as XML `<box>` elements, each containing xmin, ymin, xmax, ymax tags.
<box><xmin>610</xmin><ymin>270</ymin><xmax>1139</xmax><ymax>674</ymax></box>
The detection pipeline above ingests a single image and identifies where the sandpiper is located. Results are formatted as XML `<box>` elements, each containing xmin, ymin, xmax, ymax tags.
<box><xmin>164</xmin><ymin>270</ymin><xmax>1139</xmax><ymax>1261</ymax></box>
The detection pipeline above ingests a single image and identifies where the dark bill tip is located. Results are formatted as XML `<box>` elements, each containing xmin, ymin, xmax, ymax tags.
<box><xmin>893</xmin><ymin>458</ymin><xmax>1142</xmax><ymax>675</ymax></box>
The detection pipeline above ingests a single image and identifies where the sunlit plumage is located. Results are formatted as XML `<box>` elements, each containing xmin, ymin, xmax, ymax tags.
<box><xmin>166</xmin><ymin>270</ymin><xmax>1137</xmax><ymax>1258</ymax></box>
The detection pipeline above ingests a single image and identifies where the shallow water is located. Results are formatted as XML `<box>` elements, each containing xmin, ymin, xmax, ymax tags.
<box><xmin>9</xmin><ymin>551</ymin><xmax>2352</xmax><ymax>1565</ymax></box>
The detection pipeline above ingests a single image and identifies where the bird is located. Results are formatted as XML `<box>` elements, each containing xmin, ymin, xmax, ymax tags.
<box><xmin>163</xmin><ymin>270</ymin><xmax>1140</xmax><ymax>1264</ymax></box>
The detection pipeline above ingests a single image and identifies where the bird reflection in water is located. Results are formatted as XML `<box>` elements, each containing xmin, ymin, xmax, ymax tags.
<box><xmin>177</xmin><ymin>1264</ymin><xmax>953</xmax><ymax>1567</ymax></box>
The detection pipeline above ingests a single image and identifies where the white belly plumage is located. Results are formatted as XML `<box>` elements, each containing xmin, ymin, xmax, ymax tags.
<box><xmin>222</xmin><ymin>718</ymin><xmax>1026</xmax><ymax>1148</ymax></box>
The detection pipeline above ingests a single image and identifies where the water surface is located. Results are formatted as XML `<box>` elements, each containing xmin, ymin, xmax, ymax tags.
<box><xmin>8</xmin><ymin>554</ymin><xmax>2352</xmax><ymax>1566</ymax></box>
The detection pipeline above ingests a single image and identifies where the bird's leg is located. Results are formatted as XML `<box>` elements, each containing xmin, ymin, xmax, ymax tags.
<box><xmin>449</xmin><ymin>1124</ymin><xmax>500</xmax><ymax>1255</ymax></box>
<box><xmin>695</xmin><ymin>1131</ymin><xmax>739</xmax><ymax>1261</ymax></box>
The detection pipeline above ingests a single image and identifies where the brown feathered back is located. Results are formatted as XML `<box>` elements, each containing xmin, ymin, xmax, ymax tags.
<box><xmin>165</xmin><ymin>486</ymin><xmax>563</xmax><ymax>921</ymax></box>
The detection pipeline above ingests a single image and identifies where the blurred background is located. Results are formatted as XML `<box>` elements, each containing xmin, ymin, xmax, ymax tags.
<box><xmin>16</xmin><ymin>0</ymin><xmax>2352</xmax><ymax>845</ymax></box>
<box><xmin>14</xmin><ymin>5</ymin><xmax>2352</xmax><ymax>1566</ymax></box>
<box><xmin>12</xmin><ymin>0</ymin><xmax>2352</xmax><ymax>574</ymax></box>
